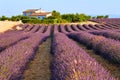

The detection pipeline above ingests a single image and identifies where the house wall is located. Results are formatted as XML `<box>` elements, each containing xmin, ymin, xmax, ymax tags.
<box><xmin>30</xmin><ymin>16</ymin><xmax>46</xmax><ymax>19</ymax></box>
<box><xmin>46</xmin><ymin>13</ymin><xmax>52</xmax><ymax>17</ymax></box>
<box><xmin>23</xmin><ymin>12</ymin><xmax>33</xmax><ymax>16</ymax></box>
<box><xmin>38</xmin><ymin>16</ymin><xmax>46</xmax><ymax>19</ymax></box>
<box><xmin>35</xmin><ymin>10</ymin><xmax>46</xmax><ymax>13</ymax></box>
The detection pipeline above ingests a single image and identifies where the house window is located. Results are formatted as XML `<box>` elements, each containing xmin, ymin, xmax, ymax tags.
<box><xmin>37</xmin><ymin>16</ymin><xmax>46</xmax><ymax>19</ymax></box>
<box><xmin>42</xmin><ymin>16</ymin><xmax>45</xmax><ymax>19</ymax></box>
<box><xmin>38</xmin><ymin>16</ymin><xmax>41</xmax><ymax>19</ymax></box>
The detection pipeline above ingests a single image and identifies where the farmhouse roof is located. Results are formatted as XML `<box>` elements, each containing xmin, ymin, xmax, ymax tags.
<box><xmin>23</xmin><ymin>9</ymin><xmax>39</xmax><ymax>13</ymax></box>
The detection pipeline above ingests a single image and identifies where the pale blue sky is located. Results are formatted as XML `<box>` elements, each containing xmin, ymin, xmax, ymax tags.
<box><xmin>0</xmin><ymin>0</ymin><xmax>120</xmax><ymax>17</ymax></box>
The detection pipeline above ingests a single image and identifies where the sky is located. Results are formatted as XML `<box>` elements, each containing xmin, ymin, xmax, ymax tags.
<box><xmin>0</xmin><ymin>0</ymin><xmax>120</xmax><ymax>17</ymax></box>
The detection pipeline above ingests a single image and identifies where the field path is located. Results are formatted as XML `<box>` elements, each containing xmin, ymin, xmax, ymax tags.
<box><xmin>22</xmin><ymin>38</ymin><xmax>51</xmax><ymax>80</ymax></box>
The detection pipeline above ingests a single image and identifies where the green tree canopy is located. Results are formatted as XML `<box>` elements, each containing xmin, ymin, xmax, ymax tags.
<box><xmin>0</xmin><ymin>16</ymin><xmax>9</xmax><ymax>21</ymax></box>
<box><xmin>51</xmin><ymin>10</ymin><xmax>61</xmax><ymax>19</ymax></box>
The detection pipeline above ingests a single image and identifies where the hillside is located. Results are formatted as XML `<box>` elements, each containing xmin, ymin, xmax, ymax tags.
<box><xmin>0</xmin><ymin>21</ymin><xmax>23</xmax><ymax>33</ymax></box>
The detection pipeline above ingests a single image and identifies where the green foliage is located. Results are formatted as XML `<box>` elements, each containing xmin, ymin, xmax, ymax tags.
<box><xmin>22</xmin><ymin>18</ymin><xmax>68</xmax><ymax>24</ymax></box>
<box><xmin>92</xmin><ymin>16</ymin><xmax>96</xmax><ymax>19</ymax></box>
<box><xmin>0</xmin><ymin>16</ymin><xmax>9</xmax><ymax>21</ymax></box>
<box><xmin>20</xmin><ymin>16</ymin><xmax>31</xmax><ymax>20</ymax></box>
<box><xmin>104</xmin><ymin>15</ymin><xmax>109</xmax><ymax>18</ymax></box>
<box><xmin>47</xmin><ymin>16</ymin><xmax>55</xmax><ymax>19</ymax></box>
<box><xmin>51</xmin><ymin>10</ymin><xmax>61</xmax><ymax>19</ymax></box>
<box><xmin>96</xmin><ymin>15</ymin><xmax>105</xmax><ymax>19</ymax></box>
<box><xmin>22</xmin><ymin>19</ymin><xmax>53</xmax><ymax>24</ymax></box>
<box><xmin>0</xmin><ymin>15</ymin><xmax>32</xmax><ymax>21</ymax></box>
<box><xmin>11</xmin><ymin>16</ymin><xmax>20</xmax><ymax>21</ymax></box>
<box><xmin>22</xmin><ymin>19</ymin><xmax>41</xmax><ymax>24</ymax></box>
<box><xmin>94</xmin><ymin>15</ymin><xmax>109</xmax><ymax>19</ymax></box>
<box><xmin>61</xmin><ymin>13</ymin><xmax>91</xmax><ymax>22</ymax></box>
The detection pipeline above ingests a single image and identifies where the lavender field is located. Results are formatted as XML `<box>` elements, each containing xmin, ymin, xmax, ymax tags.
<box><xmin>0</xmin><ymin>18</ymin><xmax>120</xmax><ymax>80</ymax></box>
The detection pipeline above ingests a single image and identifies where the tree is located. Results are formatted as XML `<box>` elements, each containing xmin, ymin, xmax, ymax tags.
<box><xmin>96</xmin><ymin>15</ymin><xmax>109</xmax><ymax>19</ymax></box>
<box><xmin>11</xmin><ymin>16</ymin><xmax>19</xmax><ymax>21</ymax></box>
<box><xmin>92</xmin><ymin>16</ymin><xmax>96</xmax><ymax>19</ymax></box>
<box><xmin>96</xmin><ymin>15</ymin><xmax>105</xmax><ymax>19</ymax></box>
<box><xmin>0</xmin><ymin>16</ymin><xmax>9</xmax><ymax>21</ymax></box>
<box><xmin>52</xmin><ymin>10</ymin><xmax>61</xmax><ymax>19</ymax></box>
<box><xmin>61</xmin><ymin>14</ymin><xmax>72</xmax><ymax>22</ymax></box>
<box><xmin>61</xmin><ymin>13</ymin><xmax>91</xmax><ymax>22</ymax></box>
<box><xmin>104</xmin><ymin>15</ymin><xmax>109</xmax><ymax>18</ymax></box>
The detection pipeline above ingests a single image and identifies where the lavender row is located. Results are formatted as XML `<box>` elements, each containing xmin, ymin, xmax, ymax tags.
<box><xmin>91</xmin><ymin>18</ymin><xmax>120</xmax><ymax>28</ymax></box>
<box><xmin>19</xmin><ymin>24</ymin><xmax>120</xmax><ymax>35</ymax></box>
<box><xmin>0</xmin><ymin>33</ymin><xmax>47</xmax><ymax>80</ymax></box>
<box><xmin>82</xmin><ymin>24</ymin><xmax>94</xmax><ymax>30</ymax></box>
<box><xmin>23</xmin><ymin>25</ymin><xmax>34</xmax><ymax>32</ymax></box>
<box><xmin>0</xmin><ymin>30</ymin><xmax>22</xmax><ymax>38</ymax></box>
<box><xmin>44</xmin><ymin>25</ymin><xmax>52</xmax><ymax>36</ymax></box>
<box><xmin>0</xmin><ymin>23</ymin><xmax>52</xmax><ymax>52</ymax></box>
<box><xmin>35</xmin><ymin>25</ymin><xmax>45</xmax><ymax>33</ymax></box>
<box><xmin>94</xmin><ymin>24</ymin><xmax>106</xmax><ymax>29</ymax></box>
<box><xmin>15</xmin><ymin>24</ymin><xmax>46</xmax><ymax>33</ymax></box>
<box><xmin>105</xmin><ymin>23</ymin><xmax>120</xmax><ymax>29</ymax></box>
<box><xmin>90</xmin><ymin>30</ymin><xmax>120</xmax><ymax>41</ymax></box>
<box><xmin>59</xmin><ymin>24</ymin><xmax>120</xmax><ymax>33</ymax></box>
<box><xmin>71</xmin><ymin>25</ymin><xmax>81</xmax><ymax>31</ymax></box>
<box><xmin>54</xmin><ymin>24</ymin><xmax>59</xmax><ymax>34</ymax></box>
<box><xmin>60</xmin><ymin>24</ymin><xmax>69</xmax><ymax>34</ymax></box>
<box><xmin>51</xmin><ymin>33</ymin><xmax>116</xmax><ymax>80</ymax></box>
<box><xmin>0</xmin><ymin>31</ymin><xmax>30</xmax><ymax>52</ymax></box>
<box><xmin>29</xmin><ymin>24</ymin><xmax>40</xmax><ymax>33</ymax></box>
<box><xmin>91</xmin><ymin>18</ymin><xmax>120</xmax><ymax>24</ymax></box>
<box><xmin>69</xmin><ymin>32</ymin><xmax>120</xmax><ymax>64</ymax></box>
<box><xmin>66</xmin><ymin>25</ymin><xmax>75</xmax><ymax>32</ymax></box>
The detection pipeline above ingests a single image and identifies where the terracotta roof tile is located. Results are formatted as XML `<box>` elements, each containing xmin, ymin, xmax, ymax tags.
<box><xmin>23</xmin><ymin>9</ymin><xmax>39</xmax><ymax>13</ymax></box>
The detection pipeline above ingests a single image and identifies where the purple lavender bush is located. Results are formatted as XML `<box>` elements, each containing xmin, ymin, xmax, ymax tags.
<box><xmin>66</xmin><ymin>24</ymin><xmax>75</xmax><ymax>32</ymax></box>
<box><xmin>29</xmin><ymin>24</ymin><xmax>40</xmax><ymax>33</ymax></box>
<box><xmin>90</xmin><ymin>30</ymin><xmax>120</xmax><ymax>41</ymax></box>
<box><xmin>0</xmin><ymin>31</ymin><xmax>29</xmax><ymax>52</ymax></box>
<box><xmin>88</xmin><ymin>24</ymin><xmax>101</xmax><ymax>30</ymax></box>
<box><xmin>37</xmin><ymin>25</ymin><xmax>46</xmax><ymax>33</ymax></box>
<box><xmin>54</xmin><ymin>24</ymin><xmax>59</xmax><ymax>34</ymax></box>
<box><xmin>44</xmin><ymin>25</ymin><xmax>52</xmax><ymax>36</ymax></box>
<box><xmin>23</xmin><ymin>25</ymin><xmax>34</xmax><ymax>32</ymax></box>
<box><xmin>77</xmin><ymin>24</ymin><xmax>87</xmax><ymax>31</ymax></box>
<box><xmin>0</xmin><ymin>33</ymin><xmax>47</xmax><ymax>80</ymax></box>
<box><xmin>82</xmin><ymin>24</ymin><xmax>94</xmax><ymax>30</ymax></box>
<box><xmin>51</xmin><ymin>33</ymin><xmax>116</xmax><ymax>80</ymax></box>
<box><xmin>69</xmin><ymin>32</ymin><xmax>120</xmax><ymax>64</ymax></box>
<box><xmin>71</xmin><ymin>24</ymin><xmax>81</xmax><ymax>31</ymax></box>
<box><xmin>60</xmin><ymin>24</ymin><xmax>69</xmax><ymax>34</ymax></box>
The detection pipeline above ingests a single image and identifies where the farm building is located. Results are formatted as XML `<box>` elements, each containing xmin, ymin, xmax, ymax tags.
<box><xmin>23</xmin><ymin>9</ymin><xmax>52</xmax><ymax>19</ymax></box>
